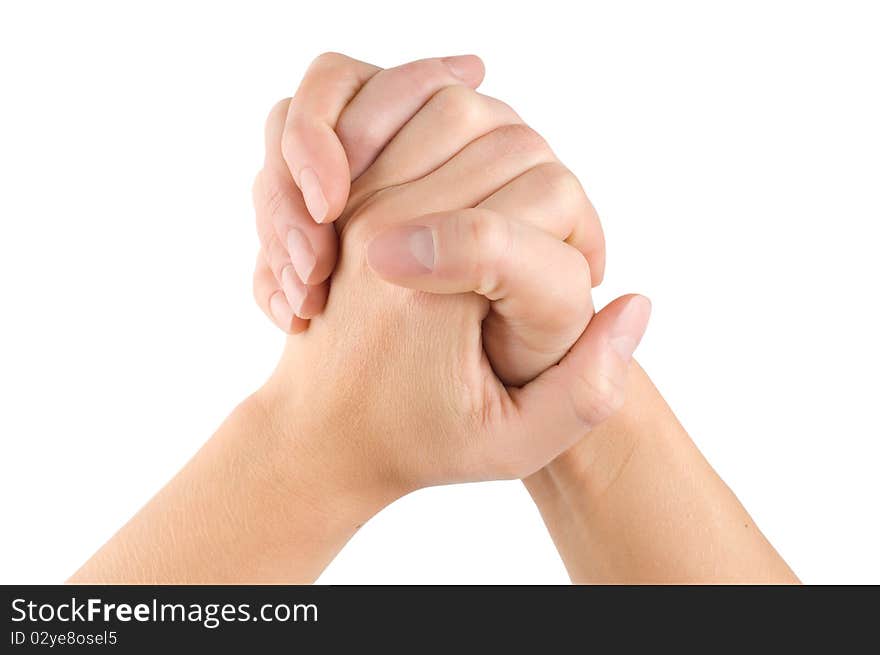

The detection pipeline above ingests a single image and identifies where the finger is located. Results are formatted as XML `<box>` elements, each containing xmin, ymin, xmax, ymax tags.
<box><xmin>263</xmin><ymin>232</ymin><xmax>331</xmax><ymax>320</ymax></box>
<box><xmin>253</xmin><ymin>253</ymin><xmax>309</xmax><ymax>334</ymax></box>
<box><xmin>254</xmin><ymin>54</ymin><xmax>487</xmax><ymax>330</ymax></box>
<box><xmin>337</xmin><ymin>55</ymin><xmax>485</xmax><ymax>179</ymax></box>
<box><xmin>257</xmin><ymin>99</ymin><xmax>338</xmax><ymax>285</ymax></box>
<box><xmin>348</xmin><ymin>87</ymin><xmax>605</xmax><ymax>284</ymax></box>
<box><xmin>478</xmin><ymin>161</ymin><xmax>606</xmax><ymax>286</ymax></box>
<box><xmin>280</xmin><ymin>267</ymin><xmax>330</xmax><ymax>320</ymax></box>
<box><xmin>350</xmin><ymin>87</ymin><xmax>521</xmax><ymax>207</ymax></box>
<box><xmin>264</xmin><ymin>55</ymin><xmax>485</xmax><ymax>278</ymax></box>
<box><xmin>499</xmin><ymin>294</ymin><xmax>652</xmax><ymax>478</ymax></box>
<box><xmin>366</xmin><ymin>208</ymin><xmax>593</xmax><ymax>385</ymax></box>
<box><xmin>282</xmin><ymin>53</ymin><xmax>381</xmax><ymax>223</ymax></box>
<box><xmin>347</xmin><ymin>123</ymin><xmax>556</xmax><ymax>233</ymax></box>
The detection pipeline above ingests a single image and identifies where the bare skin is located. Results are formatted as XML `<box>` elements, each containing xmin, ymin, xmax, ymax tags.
<box><xmin>71</xmin><ymin>53</ymin><xmax>797</xmax><ymax>584</ymax></box>
<box><xmin>71</xmin><ymin>65</ymin><xmax>647</xmax><ymax>583</ymax></box>
<box><xmin>525</xmin><ymin>363</ymin><xmax>798</xmax><ymax>583</ymax></box>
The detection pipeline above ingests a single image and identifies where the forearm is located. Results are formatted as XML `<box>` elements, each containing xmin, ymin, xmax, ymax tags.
<box><xmin>524</xmin><ymin>362</ymin><xmax>799</xmax><ymax>584</ymax></box>
<box><xmin>69</xmin><ymin>387</ymin><xmax>390</xmax><ymax>584</ymax></box>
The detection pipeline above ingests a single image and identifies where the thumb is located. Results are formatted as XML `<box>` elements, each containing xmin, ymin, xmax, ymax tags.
<box><xmin>365</xmin><ymin>209</ymin><xmax>594</xmax><ymax>386</ymax></box>
<box><xmin>498</xmin><ymin>294</ymin><xmax>652</xmax><ymax>478</ymax></box>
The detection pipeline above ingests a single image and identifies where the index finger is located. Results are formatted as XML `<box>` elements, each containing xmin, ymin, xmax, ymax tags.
<box><xmin>282</xmin><ymin>53</ymin><xmax>380</xmax><ymax>223</ymax></box>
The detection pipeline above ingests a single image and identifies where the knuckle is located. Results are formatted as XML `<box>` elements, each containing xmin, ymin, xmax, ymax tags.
<box><xmin>265</xmin><ymin>98</ymin><xmax>291</xmax><ymax>131</ymax></box>
<box><xmin>336</xmin><ymin>111</ymin><xmax>383</xmax><ymax>154</ymax></box>
<box><xmin>264</xmin><ymin>234</ymin><xmax>288</xmax><ymax>279</ymax></box>
<box><xmin>463</xmin><ymin>212</ymin><xmax>513</xmax><ymax>298</ymax></box>
<box><xmin>486</xmin><ymin>123</ymin><xmax>551</xmax><ymax>158</ymax></box>
<box><xmin>254</xmin><ymin>171</ymin><xmax>291</xmax><ymax>228</ymax></box>
<box><xmin>571</xmin><ymin>370</ymin><xmax>625</xmax><ymax>427</ymax></box>
<box><xmin>262</xmin><ymin>180</ymin><xmax>286</xmax><ymax>218</ymax></box>
<box><xmin>306</xmin><ymin>52</ymin><xmax>366</xmax><ymax>90</ymax></box>
<box><xmin>429</xmin><ymin>84</ymin><xmax>486</xmax><ymax>128</ymax></box>
<box><xmin>392</xmin><ymin>59</ymin><xmax>447</xmax><ymax>96</ymax></box>
<box><xmin>482</xmin><ymin>94</ymin><xmax>519</xmax><ymax>121</ymax></box>
<box><xmin>466</xmin><ymin>211</ymin><xmax>510</xmax><ymax>254</ymax></box>
<box><xmin>533</xmin><ymin>161</ymin><xmax>585</xmax><ymax>203</ymax></box>
<box><xmin>309</xmin><ymin>51</ymin><xmax>350</xmax><ymax>71</ymax></box>
<box><xmin>546</xmin><ymin>255</ymin><xmax>592</xmax><ymax>328</ymax></box>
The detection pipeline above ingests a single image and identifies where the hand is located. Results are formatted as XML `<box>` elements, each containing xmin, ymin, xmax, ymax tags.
<box><xmin>71</xmin><ymin>57</ymin><xmax>654</xmax><ymax>586</ymax></box>
<box><xmin>70</xmin><ymin>57</ymin><xmax>796</xmax><ymax>586</ymax></box>
<box><xmin>258</xmin><ymin>84</ymin><xmax>650</xmax><ymax>500</ymax></box>
<box><xmin>253</xmin><ymin>54</ymin><xmax>609</xmax><ymax>381</ymax></box>
<box><xmin>252</xmin><ymin>53</ymin><xmax>489</xmax><ymax>332</ymax></box>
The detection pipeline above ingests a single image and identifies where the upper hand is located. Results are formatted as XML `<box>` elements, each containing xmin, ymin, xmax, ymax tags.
<box><xmin>252</xmin><ymin>53</ymin><xmax>486</xmax><ymax>332</ymax></box>
<box><xmin>251</xmin><ymin>53</ymin><xmax>608</xmax><ymax>338</ymax></box>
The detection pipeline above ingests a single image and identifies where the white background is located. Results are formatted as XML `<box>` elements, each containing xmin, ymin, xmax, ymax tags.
<box><xmin>1</xmin><ymin>1</ymin><xmax>878</xmax><ymax>584</ymax></box>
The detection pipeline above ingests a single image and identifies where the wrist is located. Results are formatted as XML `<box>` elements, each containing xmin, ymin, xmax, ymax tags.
<box><xmin>250</xmin><ymin>373</ymin><xmax>407</xmax><ymax>534</ymax></box>
<box><xmin>70</xmin><ymin>388</ymin><xmax>400</xmax><ymax>584</ymax></box>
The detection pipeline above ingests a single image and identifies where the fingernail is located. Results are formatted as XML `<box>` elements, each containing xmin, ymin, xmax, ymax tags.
<box><xmin>367</xmin><ymin>226</ymin><xmax>435</xmax><ymax>277</ymax></box>
<box><xmin>269</xmin><ymin>291</ymin><xmax>293</xmax><ymax>331</ymax></box>
<box><xmin>609</xmin><ymin>295</ymin><xmax>652</xmax><ymax>362</ymax></box>
<box><xmin>298</xmin><ymin>167</ymin><xmax>328</xmax><ymax>223</ymax></box>
<box><xmin>287</xmin><ymin>228</ymin><xmax>316</xmax><ymax>284</ymax></box>
<box><xmin>281</xmin><ymin>265</ymin><xmax>307</xmax><ymax>317</ymax></box>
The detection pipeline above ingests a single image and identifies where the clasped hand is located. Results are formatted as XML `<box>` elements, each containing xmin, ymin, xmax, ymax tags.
<box><xmin>250</xmin><ymin>53</ymin><xmax>650</xmax><ymax>498</ymax></box>
<box><xmin>71</xmin><ymin>54</ymin><xmax>795</xmax><ymax>585</ymax></box>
